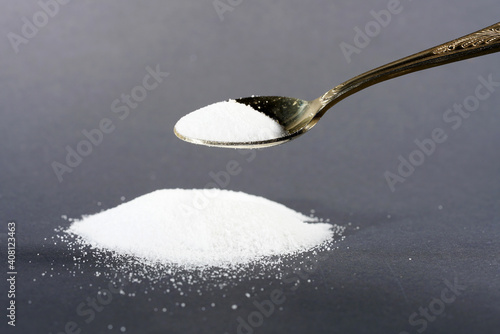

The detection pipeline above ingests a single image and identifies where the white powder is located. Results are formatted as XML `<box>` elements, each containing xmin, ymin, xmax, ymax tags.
<box><xmin>175</xmin><ymin>100</ymin><xmax>287</xmax><ymax>142</ymax></box>
<box><xmin>67</xmin><ymin>189</ymin><xmax>333</xmax><ymax>269</ymax></box>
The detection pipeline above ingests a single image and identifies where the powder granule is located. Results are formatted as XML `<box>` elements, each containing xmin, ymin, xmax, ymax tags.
<box><xmin>67</xmin><ymin>189</ymin><xmax>333</xmax><ymax>269</ymax></box>
<box><xmin>174</xmin><ymin>100</ymin><xmax>287</xmax><ymax>142</ymax></box>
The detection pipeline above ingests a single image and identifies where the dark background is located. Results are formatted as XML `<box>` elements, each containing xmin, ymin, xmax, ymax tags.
<box><xmin>1</xmin><ymin>1</ymin><xmax>499</xmax><ymax>333</ymax></box>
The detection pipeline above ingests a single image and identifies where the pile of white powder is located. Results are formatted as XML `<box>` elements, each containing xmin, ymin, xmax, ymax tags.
<box><xmin>67</xmin><ymin>189</ymin><xmax>333</xmax><ymax>269</ymax></box>
<box><xmin>174</xmin><ymin>100</ymin><xmax>287</xmax><ymax>142</ymax></box>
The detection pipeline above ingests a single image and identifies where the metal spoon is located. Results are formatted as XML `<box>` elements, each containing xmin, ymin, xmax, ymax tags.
<box><xmin>174</xmin><ymin>22</ymin><xmax>500</xmax><ymax>149</ymax></box>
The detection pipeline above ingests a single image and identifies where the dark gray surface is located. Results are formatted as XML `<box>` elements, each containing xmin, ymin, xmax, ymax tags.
<box><xmin>1</xmin><ymin>1</ymin><xmax>500</xmax><ymax>333</ymax></box>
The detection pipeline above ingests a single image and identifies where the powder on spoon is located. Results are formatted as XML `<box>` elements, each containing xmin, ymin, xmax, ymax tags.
<box><xmin>174</xmin><ymin>100</ymin><xmax>287</xmax><ymax>142</ymax></box>
<box><xmin>67</xmin><ymin>189</ymin><xmax>333</xmax><ymax>269</ymax></box>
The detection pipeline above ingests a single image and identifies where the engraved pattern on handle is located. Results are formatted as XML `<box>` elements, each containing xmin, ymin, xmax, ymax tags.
<box><xmin>433</xmin><ymin>23</ymin><xmax>500</xmax><ymax>54</ymax></box>
<box><xmin>317</xmin><ymin>22</ymin><xmax>500</xmax><ymax>110</ymax></box>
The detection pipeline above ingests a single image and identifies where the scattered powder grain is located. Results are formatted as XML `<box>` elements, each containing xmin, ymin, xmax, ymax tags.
<box><xmin>174</xmin><ymin>100</ymin><xmax>287</xmax><ymax>142</ymax></box>
<box><xmin>67</xmin><ymin>189</ymin><xmax>333</xmax><ymax>269</ymax></box>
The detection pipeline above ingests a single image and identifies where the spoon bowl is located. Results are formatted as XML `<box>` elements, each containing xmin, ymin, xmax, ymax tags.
<box><xmin>175</xmin><ymin>22</ymin><xmax>500</xmax><ymax>149</ymax></box>
<box><xmin>173</xmin><ymin>96</ymin><xmax>316</xmax><ymax>148</ymax></box>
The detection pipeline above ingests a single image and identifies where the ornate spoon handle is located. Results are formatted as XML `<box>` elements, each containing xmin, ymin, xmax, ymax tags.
<box><xmin>319</xmin><ymin>22</ymin><xmax>500</xmax><ymax>109</ymax></box>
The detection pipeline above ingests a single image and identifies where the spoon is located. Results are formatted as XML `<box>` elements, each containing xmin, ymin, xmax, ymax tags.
<box><xmin>174</xmin><ymin>22</ymin><xmax>500</xmax><ymax>149</ymax></box>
